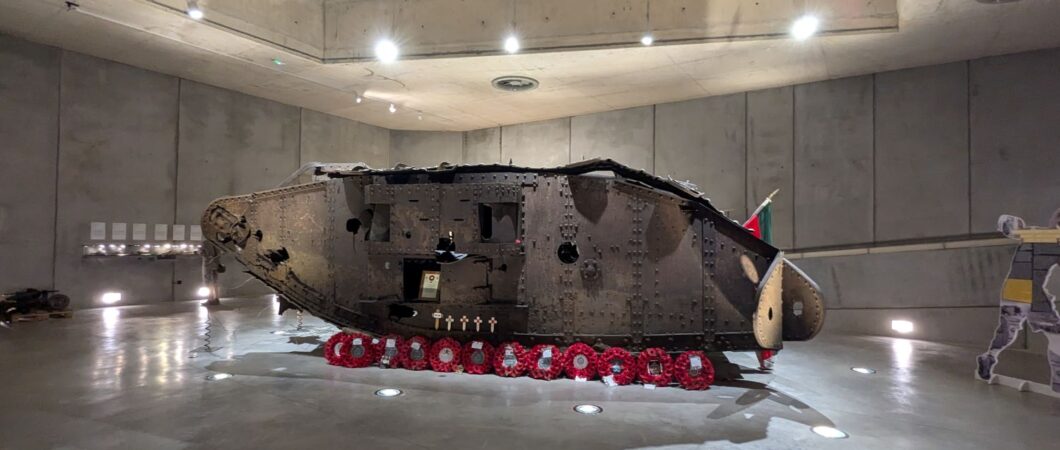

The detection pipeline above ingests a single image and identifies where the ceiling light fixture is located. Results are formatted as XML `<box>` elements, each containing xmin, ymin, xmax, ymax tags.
<box><xmin>504</xmin><ymin>36</ymin><xmax>520</xmax><ymax>54</ymax></box>
<box><xmin>790</xmin><ymin>15</ymin><xmax>819</xmax><ymax>40</ymax></box>
<box><xmin>851</xmin><ymin>367</ymin><xmax>876</xmax><ymax>374</ymax></box>
<box><xmin>205</xmin><ymin>373</ymin><xmax>232</xmax><ymax>381</ymax></box>
<box><xmin>271</xmin><ymin>58</ymin><xmax>285</xmax><ymax>66</ymax></box>
<box><xmin>101</xmin><ymin>292</ymin><xmax>122</xmax><ymax>304</ymax></box>
<box><xmin>355</xmin><ymin>95</ymin><xmax>363</xmax><ymax>104</ymax></box>
<box><xmin>640</xmin><ymin>35</ymin><xmax>654</xmax><ymax>46</ymax></box>
<box><xmin>491</xmin><ymin>75</ymin><xmax>539</xmax><ymax>92</ymax></box>
<box><xmin>186</xmin><ymin>0</ymin><xmax>204</xmax><ymax>20</ymax></box>
<box><xmin>388</xmin><ymin>103</ymin><xmax>397</xmax><ymax>114</ymax></box>
<box><xmin>375</xmin><ymin>39</ymin><xmax>399</xmax><ymax>63</ymax></box>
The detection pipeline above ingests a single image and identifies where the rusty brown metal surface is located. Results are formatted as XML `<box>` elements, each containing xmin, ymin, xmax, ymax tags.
<box><xmin>200</xmin><ymin>159</ymin><xmax>825</xmax><ymax>353</ymax></box>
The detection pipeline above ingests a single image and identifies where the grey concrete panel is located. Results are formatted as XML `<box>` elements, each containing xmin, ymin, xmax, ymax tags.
<box><xmin>174</xmin><ymin>80</ymin><xmax>300</xmax><ymax>300</ymax></box>
<box><xmin>463</xmin><ymin>127</ymin><xmax>500</xmax><ymax>164</ymax></box>
<box><xmin>655</xmin><ymin>94</ymin><xmax>747</xmax><ymax>219</ymax></box>
<box><xmin>970</xmin><ymin>48</ymin><xmax>1060</xmax><ymax>232</ymax></box>
<box><xmin>55</xmin><ymin>52</ymin><xmax>178</xmax><ymax>308</ymax></box>
<box><xmin>500</xmin><ymin>118</ymin><xmax>570</xmax><ymax>167</ymax></box>
<box><xmin>823</xmin><ymin>306</ymin><xmax>998</xmax><ymax>346</ymax></box>
<box><xmin>875</xmin><ymin>63</ymin><xmax>969</xmax><ymax>241</ymax></box>
<box><xmin>794</xmin><ymin>76</ymin><xmax>874</xmax><ymax>248</ymax></box>
<box><xmin>746</xmin><ymin>87</ymin><xmax>794</xmax><ymax>249</ymax></box>
<box><xmin>391</xmin><ymin>130</ymin><xmax>463</xmax><ymax>167</ymax></box>
<box><xmin>793</xmin><ymin>245</ymin><xmax>1015</xmax><ymax>310</ymax></box>
<box><xmin>300</xmin><ymin>109</ymin><xmax>389</xmax><ymax>168</ymax></box>
<box><xmin>570</xmin><ymin>106</ymin><xmax>653</xmax><ymax>172</ymax></box>
<box><xmin>0</xmin><ymin>35</ymin><xmax>59</xmax><ymax>292</ymax></box>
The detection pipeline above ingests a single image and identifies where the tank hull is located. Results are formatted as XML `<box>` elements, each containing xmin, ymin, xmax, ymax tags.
<box><xmin>201</xmin><ymin>160</ymin><xmax>824</xmax><ymax>353</ymax></box>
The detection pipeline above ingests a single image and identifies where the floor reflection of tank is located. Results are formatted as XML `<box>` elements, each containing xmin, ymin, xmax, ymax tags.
<box><xmin>200</xmin><ymin>159</ymin><xmax>827</xmax><ymax>388</ymax></box>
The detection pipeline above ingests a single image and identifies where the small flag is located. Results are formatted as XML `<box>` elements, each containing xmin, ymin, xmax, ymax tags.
<box><xmin>744</xmin><ymin>189</ymin><xmax>778</xmax><ymax>245</ymax></box>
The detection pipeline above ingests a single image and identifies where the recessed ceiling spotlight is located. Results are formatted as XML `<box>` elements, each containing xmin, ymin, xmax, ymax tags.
<box><xmin>640</xmin><ymin>35</ymin><xmax>654</xmax><ymax>46</ymax></box>
<box><xmin>417</xmin><ymin>114</ymin><xmax>423</xmax><ymax>120</ymax></box>
<box><xmin>851</xmin><ymin>367</ymin><xmax>876</xmax><ymax>374</ymax></box>
<box><xmin>791</xmin><ymin>15</ymin><xmax>819</xmax><ymax>40</ymax></box>
<box><xmin>375</xmin><ymin>39</ymin><xmax>399</xmax><ymax>63</ymax></box>
<box><xmin>504</xmin><ymin>36</ymin><xmax>520</xmax><ymax>54</ymax></box>
<box><xmin>271</xmin><ymin>58</ymin><xmax>285</xmax><ymax>66</ymax></box>
<box><xmin>186</xmin><ymin>0</ymin><xmax>204</xmax><ymax>20</ymax></box>
<box><xmin>375</xmin><ymin>388</ymin><xmax>402</xmax><ymax>397</ymax></box>
<box><xmin>355</xmin><ymin>95</ymin><xmax>363</xmax><ymax>104</ymax></box>
<box><xmin>811</xmin><ymin>426</ymin><xmax>849</xmax><ymax>439</ymax></box>
<box><xmin>491</xmin><ymin>75</ymin><xmax>539</xmax><ymax>92</ymax></box>
<box><xmin>388</xmin><ymin>103</ymin><xmax>397</xmax><ymax>114</ymax></box>
<box><xmin>573</xmin><ymin>404</ymin><xmax>603</xmax><ymax>415</ymax></box>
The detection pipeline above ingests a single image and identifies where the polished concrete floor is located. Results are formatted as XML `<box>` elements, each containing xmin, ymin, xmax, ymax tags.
<box><xmin>0</xmin><ymin>296</ymin><xmax>1057</xmax><ymax>450</ymax></box>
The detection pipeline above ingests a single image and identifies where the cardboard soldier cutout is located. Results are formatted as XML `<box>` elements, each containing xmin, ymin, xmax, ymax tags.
<box><xmin>977</xmin><ymin>209</ymin><xmax>1060</xmax><ymax>392</ymax></box>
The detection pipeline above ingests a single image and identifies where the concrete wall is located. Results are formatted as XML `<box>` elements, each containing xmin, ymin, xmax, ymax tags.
<box><xmin>390</xmin><ymin>130</ymin><xmax>462</xmax><ymax>167</ymax></box>
<box><xmin>0</xmin><ymin>34</ymin><xmax>391</xmax><ymax>307</ymax></box>
<box><xmin>0</xmin><ymin>35</ymin><xmax>59</xmax><ymax>293</ymax></box>
<box><xmin>55</xmin><ymin>52</ymin><xmax>179</xmax><ymax>307</ymax></box>
<box><xmin>388</xmin><ymin>49</ymin><xmax>1059</xmax><ymax>253</ymax></box>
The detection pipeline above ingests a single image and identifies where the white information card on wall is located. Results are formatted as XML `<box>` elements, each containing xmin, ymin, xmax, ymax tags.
<box><xmin>154</xmin><ymin>224</ymin><xmax>168</xmax><ymax>241</ymax></box>
<box><xmin>111</xmin><ymin>222</ymin><xmax>127</xmax><ymax>240</ymax></box>
<box><xmin>132</xmin><ymin>223</ymin><xmax>147</xmax><ymax>241</ymax></box>
<box><xmin>189</xmin><ymin>225</ymin><xmax>202</xmax><ymax>241</ymax></box>
<box><xmin>172</xmin><ymin>224</ymin><xmax>186</xmax><ymax>241</ymax></box>
<box><xmin>89</xmin><ymin>222</ymin><xmax>106</xmax><ymax>240</ymax></box>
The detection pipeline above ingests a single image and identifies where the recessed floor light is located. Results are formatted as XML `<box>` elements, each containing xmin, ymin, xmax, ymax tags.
<box><xmin>811</xmin><ymin>426</ymin><xmax>849</xmax><ymax>439</ymax></box>
<box><xmin>891</xmin><ymin>319</ymin><xmax>914</xmax><ymax>334</ymax></box>
<box><xmin>375</xmin><ymin>388</ymin><xmax>402</xmax><ymax>397</ymax></box>
<box><xmin>205</xmin><ymin>373</ymin><xmax>232</xmax><ymax>381</ymax></box>
<box><xmin>851</xmin><ymin>367</ymin><xmax>876</xmax><ymax>374</ymax></box>
<box><xmin>573</xmin><ymin>404</ymin><xmax>603</xmax><ymax>415</ymax></box>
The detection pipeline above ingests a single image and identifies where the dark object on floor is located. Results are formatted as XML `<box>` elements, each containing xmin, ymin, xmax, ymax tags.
<box><xmin>2</xmin><ymin>289</ymin><xmax>72</xmax><ymax>324</ymax></box>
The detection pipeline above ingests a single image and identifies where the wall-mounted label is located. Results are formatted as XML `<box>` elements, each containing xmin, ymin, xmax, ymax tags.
<box><xmin>111</xmin><ymin>222</ymin><xmax>127</xmax><ymax>240</ymax></box>
<box><xmin>132</xmin><ymin>223</ymin><xmax>147</xmax><ymax>241</ymax></box>
<box><xmin>154</xmin><ymin>224</ymin><xmax>168</xmax><ymax>241</ymax></box>
<box><xmin>90</xmin><ymin>222</ymin><xmax>106</xmax><ymax>240</ymax></box>
<box><xmin>172</xmin><ymin>224</ymin><xmax>186</xmax><ymax>241</ymax></box>
<box><xmin>189</xmin><ymin>225</ymin><xmax>202</xmax><ymax>241</ymax></box>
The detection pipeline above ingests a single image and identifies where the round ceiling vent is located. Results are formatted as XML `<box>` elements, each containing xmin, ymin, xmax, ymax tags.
<box><xmin>492</xmin><ymin>76</ymin><xmax>539</xmax><ymax>92</ymax></box>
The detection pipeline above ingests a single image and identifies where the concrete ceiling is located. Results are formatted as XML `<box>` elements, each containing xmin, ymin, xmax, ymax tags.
<box><xmin>1</xmin><ymin>0</ymin><xmax>1059</xmax><ymax>131</ymax></box>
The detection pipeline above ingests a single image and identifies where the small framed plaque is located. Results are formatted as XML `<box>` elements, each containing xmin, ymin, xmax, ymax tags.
<box><xmin>420</xmin><ymin>270</ymin><xmax>441</xmax><ymax>300</ymax></box>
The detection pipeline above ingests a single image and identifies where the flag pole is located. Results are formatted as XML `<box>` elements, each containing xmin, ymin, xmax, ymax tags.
<box><xmin>746</xmin><ymin>189</ymin><xmax>780</xmax><ymax>223</ymax></box>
